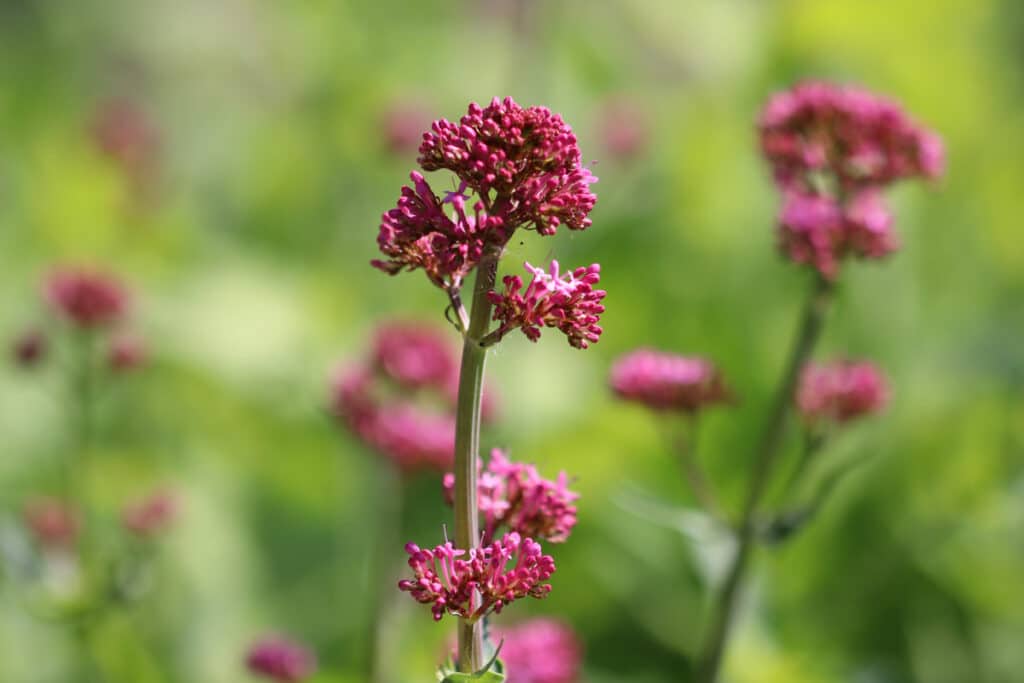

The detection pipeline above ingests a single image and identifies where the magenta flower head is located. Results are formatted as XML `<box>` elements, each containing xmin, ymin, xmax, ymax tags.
<box><xmin>443</xmin><ymin>449</ymin><xmax>579</xmax><ymax>544</ymax></box>
<box><xmin>398</xmin><ymin>532</ymin><xmax>555</xmax><ymax>623</ymax></box>
<box><xmin>371</xmin><ymin>321</ymin><xmax>457</xmax><ymax>390</ymax></box>
<box><xmin>108</xmin><ymin>332</ymin><xmax>147</xmax><ymax>372</ymax></box>
<box><xmin>122</xmin><ymin>490</ymin><xmax>178</xmax><ymax>538</ymax></box>
<box><xmin>488</xmin><ymin>261</ymin><xmax>606</xmax><ymax>349</ymax></box>
<box><xmin>44</xmin><ymin>267</ymin><xmax>128</xmax><ymax>328</ymax></box>
<box><xmin>796</xmin><ymin>360</ymin><xmax>889</xmax><ymax>424</ymax></box>
<box><xmin>610</xmin><ymin>349</ymin><xmax>732</xmax><ymax>413</ymax></box>
<box><xmin>495</xmin><ymin>618</ymin><xmax>584</xmax><ymax>683</ymax></box>
<box><xmin>245</xmin><ymin>635</ymin><xmax>316</xmax><ymax>683</ymax></box>
<box><xmin>374</xmin><ymin>97</ymin><xmax>597</xmax><ymax>294</ymax></box>
<box><xmin>12</xmin><ymin>330</ymin><xmax>47</xmax><ymax>368</ymax></box>
<box><xmin>23</xmin><ymin>498</ymin><xmax>79</xmax><ymax>550</ymax></box>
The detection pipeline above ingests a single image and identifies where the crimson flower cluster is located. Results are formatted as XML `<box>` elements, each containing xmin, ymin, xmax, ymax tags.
<box><xmin>796</xmin><ymin>359</ymin><xmax>889</xmax><ymax>424</ymax></box>
<box><xmin>330</xmin><ymin>322</ymin><xmax>498</xmax><ymax>471</ymax></box>
<box><xmin>245</xmin><ymin>636</ymin><xmax>317</xmax><ymax>683</ymax></box>
<box><xmin>443</xmin><ymin>449</ymin><xmax>579</xmax><ymax>545</ymax></box>
<box><xmin>373</xmin><ymin>97</ymin><xmax>604</xmax><ymax>349</ymax></box>
<box><xmin>610</xmin><ymin>348</ymin><xmax>732</xmax><ymax>413</ymax></box>
<box><xmin>398</xmin><ymin>532</ymin><xmax>555</xmax><ymax>623</ymax></box>
<box><xmin>495</xmin><ymin>618</ymin><xmax>584</xmax><ymax>683</ymax></box>
<box><xmin>759</xmin><ymin>81</ymin><xmax>944</xmax><ymax>278</ymax></box>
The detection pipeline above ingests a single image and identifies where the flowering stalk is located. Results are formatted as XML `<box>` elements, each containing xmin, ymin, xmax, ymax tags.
<box><xmin>452</xmin><ymin>246</ymin><xmax>500</xmax><ymax>671</ymax></box>
<box><xmin>695</xmin><ymin>274</ymin><xmax>832</xmax><ymax>683</ymax></box>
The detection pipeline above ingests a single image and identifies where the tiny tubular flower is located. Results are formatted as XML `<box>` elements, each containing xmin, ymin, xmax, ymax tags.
<box><xmin>495</xmin><ymin>618</ymin><xmax>584</xmax><ymax>683</ymax></box>
<box><xmin>796</xmin><ymin>360</ymin><xmax>889</xmax><ymax>424</ymax></box>
<box><xmin>610</xmin><ymin>349</ymin><xmax>732</xmax><ymax>413</ymax></box>
<box><xmin>245</xmin><ymin>636</ymin><xmax>317</xmax><ymax>683</ymax></box>
<box><xmin>488</xmin><ymin>261</ymin><xmax>605</xmax><ymax>349</ymax></box>
<box><xmin>398</xmin><ymin>532</ymin><xmax>555</xmax><ymax>623</ymax></box>
<box><xmin>44</xmin><ymin>267</ymin><xmax>128</xmax><ymax>328</ymax></box>
<box><xmin>443</xmin><ymin>449</ymin><xmax>579</xmax><ymax>544</ymax></box>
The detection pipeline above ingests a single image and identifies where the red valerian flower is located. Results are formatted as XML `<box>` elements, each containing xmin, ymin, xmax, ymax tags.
<box><xmin>245</xmin><ymin>636</ymin><xmax>316</xmax><ymax>683</ymax></box>
<box><xmin>371</xmin><ymin>321</ymin><xmax>457</xmax><ymax>390</ymax></box>
<box><xmin>23</xmin><ymin>498</ymin><xmax>79</xmax><ymax>550</ymax></box>
<box><xmin>108</xmin><ymin>332</ymin><xmax>147</xmax><ymax>372</ymax></box>
<box><xmin>495</xmin><ymin>618</ymin><xmax>584</xmax><ymax>683</ymax></box>
<box><xmin>610</xmin><ymin>349</ymin><xmax>732</xmax><ymax>412</ymax></box>
<box><xmin>796</xmin><ymin>360</ymin><xmax>889</xmax><ymax>424</ymax></box>
<box><xmin>443</xmin><ymin>449</ymin><xmax>579</xmax><ymax>544</ymax></box>
<box><xmin>488</xmin><ymin>261</ymin><xmax>605</xmax><ymax>349</ymax></box>
<box><xmin>44</xmin><ymin>267</ymin><xmax>128</xmax><ymax>328</ymax></box>
<box><xmin>398</xmin><ymin>532</ymin><xmax>555</xmax><ymax>622</ymax></box>
<box><xmin>122</xmin><ymin>490</ymin><xmax>178</xmax><ymax>537</ymax></box>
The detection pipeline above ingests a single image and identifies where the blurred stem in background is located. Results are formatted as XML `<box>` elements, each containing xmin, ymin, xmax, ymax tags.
<box><xmin>453</xmin><ymin>246</ymin><xmax>500</xmax><ymax>672</ymax></box>
<box><xmin>671</xmin><ymin>415</ymin><xmax>725</xmax><ymax>524</ymax></box>
<box><xmin>695</xmin><ymin>275</ymin><xmax>833</xmax><ymax>683</ymax></box>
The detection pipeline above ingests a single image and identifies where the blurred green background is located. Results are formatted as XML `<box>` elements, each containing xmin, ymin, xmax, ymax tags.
<box><xmin>2</xmin><ymin>0</ymin><xmax>1023</xmax><ymax>681</ymax></box>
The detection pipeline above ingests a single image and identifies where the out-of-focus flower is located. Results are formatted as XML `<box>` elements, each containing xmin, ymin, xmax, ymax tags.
<box><xmin>759</xmin><ymin>81</ymin><xmax>944</xmax><ymax>190</ymax></box>
<box><xmin>843</xmin><ymin>189</ymin><xmax>899</xmax><ymax>259</ymax></box>
<box><xmin>23</xmin><ymin>498</ymin><xmax>79</xmax><ymax>550</ymax></box>
<box><xmin>108</xmin><ymin>332</ymin><xmax>147</xmax><ymax>372</ymax></box>
<box><xmin>443</xmin><ymin>449</ymin><xmax>579</xmax><ymax>544</ymax></box>
<box><xmin>371</xmin><ymin>321</ymin><xmax>456</xmax><ymax>390</ymax></box>
<box><xmin>245</xmin><ymin>636</ymin><xmax>316</xmax><ymax>683</ymax></box>
<box><xmin>610</xmin><ymin>349</ymin><xmax>732</xmax><ymax>412</ymax></box>
<box><xmin>796</xmin><ymin>360</ymin><xmax>889</xmax><ymax>424</ymax></box>
<box><xmin>398</xmin><ymin>532</ymin><xmax>555</xmax><ymax>622</ymax></box>
<box><xmin>598</xmin><ymin>98</ymin><xmax>648</xmax><ymax>161</ymax></box>
<box><xmin>495</xmin><ymin>618</ymin><xmax>584</xmax><ymax>683</ymax></box>
<box><xmin>122</xmin><ymin>490</ymin><xmax>178</xmax><ymax>537</ymax></box>
<box><xmin>488</xmin><ymin>261</ymin><xmax>605</xmax><ymax>349</ymax></box>
<box><xmin>777</xmin><ymin>191</ymin><xmax>845</xmax><ymax>278</ymax></box>
<box><xmin>92</xmin><ymin>98</ymin><xmax>161</xmax><ymax>176</ymax></box>
<box><xmin>380</xmin><ymin>100</ymin><xmax>432</xmax><ymax>155</ymax></box>
<box><xmin>12</xmin><ymin>330</ymin><xmax>47</xmax><ymax>368</ymax></box>
<box><xmin>44</xmin><ymin>267</ymin><xmax>128</xmax><ymax>328</ymax></box>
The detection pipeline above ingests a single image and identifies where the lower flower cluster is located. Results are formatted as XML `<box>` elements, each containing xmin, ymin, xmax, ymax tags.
<box><xmin>398</xmin><ymin>532</ymin><xmax>555</xmax><ymax>623</ymax></box>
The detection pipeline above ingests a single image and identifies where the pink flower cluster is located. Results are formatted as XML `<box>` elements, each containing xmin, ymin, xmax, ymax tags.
<box><xmin>610</xmin><ymin>349</ymin><xmax>732</xmax><ymax>413</ymax></box>
<box><xmin>330</xmin><ymin>322</ymin><xmax>497</xmax><ymax>471</ymax></box>
<box><xmin>495</xmin><ymin>618</ymin><xmax>584</xmax><ymax>683</ymax></box>
<box><xmin>23</xmin><ymin>498</ymin><xmax>79</xmax><ymax>550</ymax></box>
<box><xmin>374</xmin><ymin>97</ymin><xmax>597</xmax><ymax>295</ymax></box>
<box><xmin>245</xmin><ymin>636</ymin><xmax>317</xmax><ymax>683</ymax></box>
<box><xmin>796</xmin><ymin>360</ymin><xmax>889</xmax><ymax>424</ymax></box>
<box><xmin>488</xmin><ymin>261</ymin><xmax>606</xmax><ymax>349</ymax></box>
<box><xmin>398</xmin><ymin>532</ymin><xmax>555</xmax><ymax>622</ymax></box>
<box><xmin>443</xmin><ymin>449</ymin><xmax>579</xmax><ymax>545</ymax></box>
<box><xmin>759</xmin><ymin>81</ymin><xmax>943</xmax><ymax>278</ymax></box>
<box><xmin>122</xmin><ymin>490</ymin><xmax>178</xmax><ymax>538</ymax></box>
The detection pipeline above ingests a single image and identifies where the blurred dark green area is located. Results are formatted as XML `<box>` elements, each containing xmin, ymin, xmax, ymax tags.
<box><xmin>2</xmin><ymin>1</ymin><xmax>1023</xmax><ymax>682</ymax></box>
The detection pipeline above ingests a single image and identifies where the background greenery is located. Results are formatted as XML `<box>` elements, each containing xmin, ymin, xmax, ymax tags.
<box><xmin>2</xmin><ymin>1</ymin><xmax>1023</xmax><ymax>681</ymax></box>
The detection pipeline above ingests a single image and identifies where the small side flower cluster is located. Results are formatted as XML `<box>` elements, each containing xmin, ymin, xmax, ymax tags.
<box><xmin>246</xmin><ymin>636</ymin><xmax>317</xmax><ymax>683</ymax></box>
<box><xmin>11</xmin><ymin>267</ymin><xmax>146</xmax><ymax>373</ymax></box>
<box><xmin>759</xmin><ymin>81</ymin><xmax>944</xmax><ymax>278</ymax></box>
<box><xmin>330</xmin><ymin>322</ymin><xmax>498</xmax><ymax>471</ymax></box>
<box><xmin>443</xmin><ymin>449</ymin><xmax>579</xmax><ymax>545</ymax></box>
<box><xmin>23</xmin><ymin>498</ymin><xmax>80</xmax><ymax>551</ymax></box>
<box><xmin>796</xmin><ymin>360</ymin><xmax>889</xmax><ymax>424</ymax></box>
<box><xmin>495</xmin><ymin>618</ymin><xmax>584</xmax><ymax>683</ymax></box>
<box><xmin>488</xmin><ymin>262</ymin><xmax>605</xmax><ymax>349</ymax></box>
<box><xmin>610</xmin><ymin>348</ymin><xmax>732</xmax><ymax>413</ymax></box>
<box><xmin>398</xmin><ymin>532</ymin><xmax>555</xmax><ymax>623</ymax></box>
<box><xmin>122</xmin><ymin>490</ymin><xmax>179</xmax><ymax>538</ymax></box>
<box><xmin>374</xmin><ymin>97</ymin><xmax>605</xmax><ymax>349</ymax></box>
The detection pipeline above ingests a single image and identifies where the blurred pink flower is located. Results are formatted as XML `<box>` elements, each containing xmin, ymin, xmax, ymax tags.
<box><xmin>398</xmin><ymin>532</ymin><xmax>555</xmax><ymax>622</ymax></box>
<box><xmin>488</xmin><ymin>261</ymin><xmax>605</xmax><ymax>349</ymax></box>
<box><xmin>610</xmin><ymin>349</ymin><xmax>732</xmax><ymax>413</ymax></box>
<box><xmin>108</xmin><ymin>332</ymin><xmax>147</xmax><ymax>372</ymax></box>
<box><xmin>122</xmin><ymin>490</ymin><xmax>178</xmax><ymax>537</ymax></box>
<box><xmin>44</xmin><ymin>267</ymin><xmax>128</xmax><ymax>328</ymax></box>
<box><xmin>245</xmin><ymin>636</ymin><xmax>316</xmax><ymax>683</ymax></box>
<box><xmin>443</xmin><ymin>449</ymin><xmax>579</xmax><ymax>544</ymax></box>
<box><xmin>496</xmin><ymin>618</ymin><xmax>584</xmax><ymax>683</ymax></box>
<box><xmin>11</xmin><ymin>330</ymin><xmax>47</xmax><ymax>368</ymax></box>
<box><xmin>92</xmin><ymin>98</ymin><xmax>161</xmax><ymax>176</ymax></box>
<box><xmin>371</xmin><ymin>321</ymin><xmax>457</xmax><ymax>390</ymax></box>
<box><xmin>380</xmin><ymin>100</ymin><xmax>432</xmax><ymax>155</ymax></box>
<box><xmin>598</xmin><ymin>98</ymin><xmax>648</xmax><ymax>161</ymax></box>
<box><xmin>23</xmin><ymin>498</ymin><xmax>79</xmax><ymax>550</ymax></box>
<box><xmin>796</xmin><ymin>360</ymin><xmax>889</xmax><ymax>423</ymax></box>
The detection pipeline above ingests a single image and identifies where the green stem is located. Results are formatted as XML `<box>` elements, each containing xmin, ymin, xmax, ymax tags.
<box><xmin>454</xmin><ymin>247</ymin><xmax>500</xmax><ymax>672</ymax></box>
<box><xmin>695</xmin><ymin>275</ymin><xmax>832</xmax><ymax>683</ymax></box>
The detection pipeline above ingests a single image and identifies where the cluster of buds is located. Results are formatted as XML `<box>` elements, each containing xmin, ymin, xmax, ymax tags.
<box><xmin>495</xmin><ymin>618</ymin><xmax>584</xmax><ymax>683</ymax></box>
<box><xmin>329</xmin><ymin>322</ymin><xmax>498</xmax><ymax>471</ymax></box>
<box><xmin>373</xmin><ymin>97</ymin><xmax>604</xmax><ymax>348</ymax></box>
<box><xmin>11</xmin><ymin>267</ymin><xmax>146</xmax><ymax>373</ymax></box>
<box><xmin>245</xmin><ymin>635</ymin><xmax>317</xmax><ymax>683</ymax></box>
<box><xmin>610</xmin><ymin>348</ymin><xmax>732</xmax><ymax>413</ymax></box>
<box><xmin>398</xmin><ymin>532</ymin><xmax>555</xmax><ymax>623</ymax></box>
<box><xmin>443</xmin><ymin>449</ymin><xmax>579</xmax><ymax>545</ymax></box>
<box><xmin>759</xmin><ymin>81</ymin><xmax>944</xmax><ymax>278</ymax></box>
<box><xmin>796</xmin><ymin>359</ymin><xmax>889</xmax><ymax>425</ymax></box>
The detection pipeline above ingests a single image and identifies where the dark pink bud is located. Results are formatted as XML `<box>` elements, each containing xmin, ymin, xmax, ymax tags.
<box><xmin>12</xmin><ymin>330</ymin><xmax>47</xmax><ymax>368</ymax></box>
